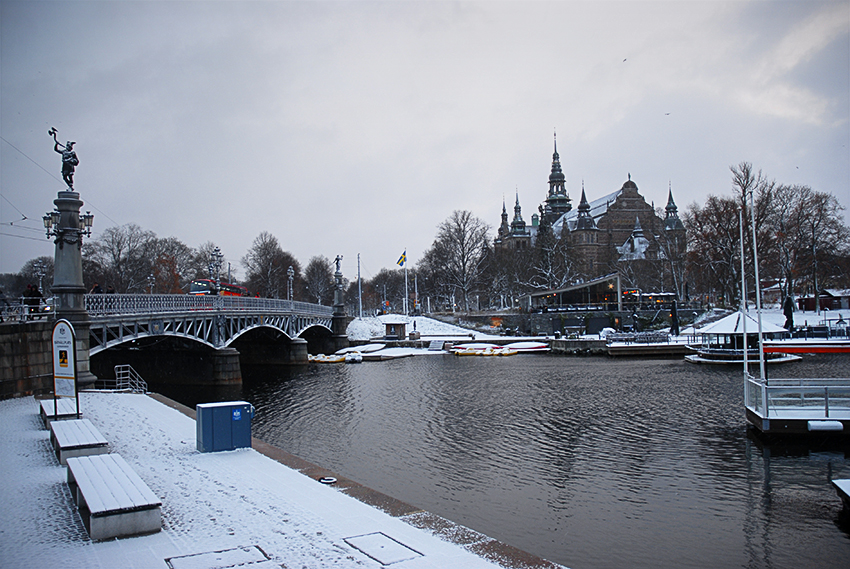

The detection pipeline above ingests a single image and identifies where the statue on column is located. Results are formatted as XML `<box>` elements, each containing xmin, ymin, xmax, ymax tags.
<box><xmin>49</xmin><ymin>127</ymin><xmax>79</xmax><ymax>189</ymax></box>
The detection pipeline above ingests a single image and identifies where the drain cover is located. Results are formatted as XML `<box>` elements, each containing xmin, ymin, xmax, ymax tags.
<box><xmin>344</xmin><ymin>532</ymin><xmax>423</xmax><ymax>565</ymax></box>
<box><xmin>166</xmin><ymin>545</ymin><xmax>271</xmax><ymax>569</ymax></box>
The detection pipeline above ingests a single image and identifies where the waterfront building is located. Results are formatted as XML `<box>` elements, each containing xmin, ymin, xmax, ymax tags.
<box><xmin>494</xmin><ymin>135</ymin><xmax>687</xmax><ymax>295</ymax></box>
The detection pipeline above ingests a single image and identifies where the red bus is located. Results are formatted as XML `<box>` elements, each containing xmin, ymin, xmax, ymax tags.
<box><xmin>189</xmin><ymin>279</ymin><xmax>253</xmax><ymax>297</ymax></box>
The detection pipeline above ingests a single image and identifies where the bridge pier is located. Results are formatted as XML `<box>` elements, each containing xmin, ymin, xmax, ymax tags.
<box><xmin>290</xmin><ymin>338</ymin><xmax>308</xmax><ymax>364</ymax></box>
<box><xmin>211</xmin><ymin>347</ymin><xmax>242</xmax><ymax>384</ymax></box>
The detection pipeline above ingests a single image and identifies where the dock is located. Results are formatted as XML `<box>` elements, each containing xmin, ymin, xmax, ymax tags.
<box><xmin>745</xmin><ymin>376</ymin><xmax>850</xmax><ymax>435</ymax></box>
<box><xmin>832</xmin><ymin>479</ymin><xmax>850</xmax><ymax>509</ymax></box>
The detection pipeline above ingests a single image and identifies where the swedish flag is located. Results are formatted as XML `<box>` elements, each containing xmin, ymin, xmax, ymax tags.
<box><xmin>396</xmin><ymin>251</ymin><xmax>406</xmax><ymax>267</ymax></box>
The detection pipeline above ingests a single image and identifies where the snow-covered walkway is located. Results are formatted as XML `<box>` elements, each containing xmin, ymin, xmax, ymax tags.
<box><xmin>0</xmin><ymin>392</ymin><xmax>561</xmax><ymax>569</ymax></box>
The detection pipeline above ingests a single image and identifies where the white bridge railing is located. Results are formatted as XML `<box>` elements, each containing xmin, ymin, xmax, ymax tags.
<box><xmin>746</xmin><ymin>376</ymin><xmax>850</xmax><ymax>418</ymax></box>
<box><xmin>85</xmin><ymin>294</ymin><xmax>333</xmax><ymax>318</ymax></box>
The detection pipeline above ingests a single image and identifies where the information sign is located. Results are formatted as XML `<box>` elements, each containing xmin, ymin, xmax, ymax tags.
<box><xmin>52</xmin><ymin>319</ymin><xmax>77</xmax><ymax>398</ymax></box>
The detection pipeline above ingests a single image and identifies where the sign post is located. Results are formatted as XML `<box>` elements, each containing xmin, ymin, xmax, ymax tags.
<box><xmin>52</xmin><ymin>319</ymin><xmax>79</xmax><ymax>419</ymax></box>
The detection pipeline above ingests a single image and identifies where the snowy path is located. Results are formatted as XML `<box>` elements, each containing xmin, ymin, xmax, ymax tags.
<box><xmin>1</xmin><ymin>393</ymin><xmax>547</xmax><ymax>569</ymax></box>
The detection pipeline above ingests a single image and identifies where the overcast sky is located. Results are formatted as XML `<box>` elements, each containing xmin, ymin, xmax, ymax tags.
<box><xmin>2</xmin><ymin>0</ymin><xmax>848</xmax><ymax>283</ymax></box>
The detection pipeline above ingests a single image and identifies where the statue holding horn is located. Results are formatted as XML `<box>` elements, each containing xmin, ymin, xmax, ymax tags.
<box><xmin>48</xmin><ymin>127</ymin><xmax>79</xmax><ymax>189</ymax></box>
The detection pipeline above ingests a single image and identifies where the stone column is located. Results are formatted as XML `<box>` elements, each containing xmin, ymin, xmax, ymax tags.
<box><xmin>332</xmin><ymin>259</ymin><xmax>349</xmax><ymax>352</ymax></box>
<box><xmin>211</xmin><ymin>347</ymin><xmax>242</xmax><ymax>384</ymax></box>
<box><xmin>51</xmin><ymin>190</ymin><xmax>97</xmax><ymax>387</ymax></box>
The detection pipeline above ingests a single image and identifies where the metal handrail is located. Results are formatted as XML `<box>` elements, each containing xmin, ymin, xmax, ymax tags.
<box><xmin>746</xmin><ymin>375</ymin><xmax>850</xmax><ymax>418</ymax></box>
<box><xmin>85</xmin><ymin>294</ymin><xmax>333</xmax><ymax>317</ymax></box>
<box><xmin>113</xmin><ymin>364</ymin><xmax>147</xmax><ymax>393</ymax></box>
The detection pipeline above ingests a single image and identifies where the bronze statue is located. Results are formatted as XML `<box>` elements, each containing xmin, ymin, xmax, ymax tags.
<box><xmin>49</xmin><ymin>127</ymin><xmax>79</xmax><ymax>188</ymax></box>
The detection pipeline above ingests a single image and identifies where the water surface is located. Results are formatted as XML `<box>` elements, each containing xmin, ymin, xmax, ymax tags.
<box><xmin>159</xmin><ymin>354</ymin><xmax>850</xmax><ymax>568</ymax></box>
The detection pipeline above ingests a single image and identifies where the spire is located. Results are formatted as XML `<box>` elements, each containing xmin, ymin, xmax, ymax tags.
<box><xmin>549</xmin><ymin>132</ymin><xmax>566</xmax><ymax>191</ymax></box>
<box><xmin>664</xmin><ymin>182</ymin><xmax>685</xmax><ymax>231</ymax></box>
<box><xmin>574</xmin><ymin>182</ymin><xmax>597</xmax><ymax>231</ymax></box>
<box><xmin>510</xmin><ymin>191</ymin><xmax>528</xmax><ymax>236</ymax></box>
<box><xmin>544</xmin><ymin>130</ymin><xmax>571</xmax><ymax>223</ymax></box>
<box><xmin>514</xmin><ymin>191</ymin><xmax>523</xmax><ymax>222</ymax></box>
<box><xmin>633</xmin><ymin>216</ymin><xmax>644</xmax><ymax>236</ymax></box>
<box><xmin>666</xmin><ymin>182</ymin><xmax>677</xmax><ymax>212</ymax></box>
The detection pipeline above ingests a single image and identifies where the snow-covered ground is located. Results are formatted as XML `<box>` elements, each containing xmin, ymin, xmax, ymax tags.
<box><xmin>347</xmin><ymin>314</ymin><xmax>501</xmax><ymax>342</ymax></box>
<box><xmin>0</xmin><ymin>393</ymin><xmax>557</xmax><ymax>569</ymax></box>
<box><xmin>351</xmin><ymin>308</ymin><xmax>850</xmax><ymax>344</ymax></box>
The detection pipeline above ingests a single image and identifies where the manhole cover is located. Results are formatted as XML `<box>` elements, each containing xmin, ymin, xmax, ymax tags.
<box><xmin>166</xmin><ymin>545</ymin><xmax>271</xmax><ymax>569</ymax></box>
<box><xmin>344</xmin><ymin>532</ymin><xmax>423</xmax><ymax>565</ymax></box>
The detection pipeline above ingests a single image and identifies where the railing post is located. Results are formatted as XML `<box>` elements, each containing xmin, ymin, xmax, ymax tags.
<box><xmin>825</xmin><ymin>387</ymin><xmax>830</xmax><ymax>418</ymax></box>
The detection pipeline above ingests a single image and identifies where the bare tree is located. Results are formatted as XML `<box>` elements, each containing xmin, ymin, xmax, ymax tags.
<box><xmin>303</xmin><ymin>255</ymin><xmax>335</xmax><ymax>305</ymax></box>
<box><xmin>241</xmin><ymin>231</ymin><xmax>300</xmax><ymax>298</ymax></box>
<box><xmin>421</xmin><ymin>210</ymin><xmax>490</xmax><ymax>312</ymax></box>
<box><xmin>683</xmin><ymin>195</ymin><xmax>741</xmax><ymax>306</ymax></box>
<box><xmin>83</xmin><ymin>223</ymin><xmax>156</xmax><ymax>292</ymax></box>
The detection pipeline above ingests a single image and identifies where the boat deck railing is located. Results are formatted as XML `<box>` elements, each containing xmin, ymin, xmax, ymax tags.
<box><xmin>746</xmin><ymin>375</ymin><xmax>850</xmax><ymax>419</ymax></box>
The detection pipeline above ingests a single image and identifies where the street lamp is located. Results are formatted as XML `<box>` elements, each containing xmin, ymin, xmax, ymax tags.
<box><xmin>210</xmin><ymin>247</ymin><xmax>224</xmax><ymax>293</ymax></box>
<box><xmin>287</xmin><ymin>265</ymin><xmax>294</xmax><ymax>301</ymax></box>
<box><xmin>34</xmin><ymin>260</ymin><xmax>46</xmax><ymax>295</ymax></box>
<box><xmin>148</xmin><ymin>273</ymin><xmax>155</xmax><ymax>294</ymax></box>
<box><xmin>43</xmin><ymin>209</ymin><xmax>93</xmax><ymax>246</ymax></box>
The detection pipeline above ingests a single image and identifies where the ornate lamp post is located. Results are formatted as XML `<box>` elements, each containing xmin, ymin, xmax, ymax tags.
<box><xmin>148</xmin><ymin>273</ymin><xmax>155</xmax><ymax>294</ymax></box>
<box><xmin>43</xmin><ymin>128</ymin><xmax>97</xmax><ymax>386</ymax></box>
<box><xmin>34</xmin><ymin>259</ymin><xmax>46</xmax><ymax>295</ymax></box>
<box><xmin>287</xmin><ymin>265</ymin><xmax>294</xmax><ymax>301</ymax></box>
<box><xmin>210</xmin><ymin>247</ymin><xmax>223</xmax><ymax>293</ymax></box>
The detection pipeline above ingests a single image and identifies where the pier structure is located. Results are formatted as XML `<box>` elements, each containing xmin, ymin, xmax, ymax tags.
<box><xmin>746</xmin><ymin>375</ymin><xmax>850</xmax><ymax>435</ymax></box>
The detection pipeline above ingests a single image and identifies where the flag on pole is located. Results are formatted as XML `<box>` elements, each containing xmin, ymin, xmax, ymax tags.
<box><xmin>396</xmin><ymin>251</ymin><xmax>406</xmax><ymax>267</ymax></box>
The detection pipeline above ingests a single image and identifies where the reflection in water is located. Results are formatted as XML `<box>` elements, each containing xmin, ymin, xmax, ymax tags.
<box><xmin>163</xmin><ymin>354</ymin><xmax>850</xmax><ymax>569</ymax></box>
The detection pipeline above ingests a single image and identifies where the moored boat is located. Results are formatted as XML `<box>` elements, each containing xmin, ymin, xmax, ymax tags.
<box><xmin>685</xmin><ymin>311</ymin><xmax>800</xmax><ymax>365</ymax></box>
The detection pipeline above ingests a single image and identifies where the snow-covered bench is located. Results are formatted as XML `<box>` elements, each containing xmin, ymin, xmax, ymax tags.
<box><xmin>66</xmin><ymin>454</ymin><xmax>161</xmax><ymax>540</ymax></box>
<box><xmin>40</xmin><ymin>398</ymin><xmax>79</xmax><ymax>428</ymax></box>
<box><xmin>50</xmin><ymin>419</ymin><xmax>109</xmax><ymax>465</ymax></box>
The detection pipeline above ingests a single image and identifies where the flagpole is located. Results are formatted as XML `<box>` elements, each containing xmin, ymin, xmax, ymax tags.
<box><xmin>404</xmin><ymin>248</ymin><xmax>409</xmax><ymax>315</ymax></box>
<box><xmin>357</xmin><ymin>253</ymin><xmax>362</xmax><ymax>319</ymax></box>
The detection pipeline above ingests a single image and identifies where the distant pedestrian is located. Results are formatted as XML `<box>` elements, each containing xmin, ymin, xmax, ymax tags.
<box><xmin>90</xmin><ymin>282</ymin><xmax>103</xmax><ymax>294</ymax></box>
<box><xmin>22</xmin><ymin>284</ymin><xmax>43</xmax><ymax>319</ymax></box>
<box><xmin>0</xmin><ymin>288</ymin><xmax>10</xmax><ymax>322</ymax></box>
<box><xmin>106</xmin><ymin>285</ymin><xmax>115</xmax><ymax>294</ymax></box>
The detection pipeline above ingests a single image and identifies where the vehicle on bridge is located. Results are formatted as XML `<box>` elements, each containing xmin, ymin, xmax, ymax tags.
<box><xmin>189</xmin><ymin>279</ymin><xmax>255</xmax><ymax>297</ymax></box>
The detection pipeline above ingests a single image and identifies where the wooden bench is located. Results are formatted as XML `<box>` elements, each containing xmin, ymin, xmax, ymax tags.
<box><xmin>40</xmin><ymin>398</ymin><xmax>79</xmax><ymax>428</ymax></box>
<box><xmin>50</xmin><ymin>419</ymin><xmax>109</xmax><ymax>465</ymax></box>
<box><xmin>66</xmin><ymin>454</ymin><xmax>161</xmax><ymax>540</ymax></box>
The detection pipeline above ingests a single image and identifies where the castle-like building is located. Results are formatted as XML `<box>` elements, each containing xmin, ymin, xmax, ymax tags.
<box><xmin>495</xmin><ymin>135</ymin><xmax>686</xmax><ymax>291</ymax></box>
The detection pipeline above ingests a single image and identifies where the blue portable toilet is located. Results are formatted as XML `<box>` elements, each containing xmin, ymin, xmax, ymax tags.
<box><xmin>196</xmin><ymin>401</ymin><xmax>254</xmax><ymax>452</ymax></box>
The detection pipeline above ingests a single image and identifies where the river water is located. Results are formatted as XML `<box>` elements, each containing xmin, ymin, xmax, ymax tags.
<box><xmin>157</xmin><ymin>353</ymin><xmax>850</xmax><ymax>569</ymax></box>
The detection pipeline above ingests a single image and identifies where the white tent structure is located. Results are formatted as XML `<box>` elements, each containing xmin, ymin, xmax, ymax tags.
<box><xmin>698</xmin><ymin>311</ymin><xmax>788</xmax><ymax>336</ymax></box>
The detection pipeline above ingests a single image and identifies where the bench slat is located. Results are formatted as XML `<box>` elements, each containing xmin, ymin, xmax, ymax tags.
<box><xmin>52</xmin><ymin>419</ymin><xmax>107</xmax><ymax>449</ymax></box>
<box><xmin>69</xmin><ymin>456</ymin><xmax>124</xmax><ymax>514</ymax></box>
<box><xmin>98</xmin><ymin>454</ymin><xmax>160</xmax><ymax>509</ymax></box>
<box><xmin>40</xmin><ymin>398</ymin><xmax>77</xmax><ymax>416</ymax></box>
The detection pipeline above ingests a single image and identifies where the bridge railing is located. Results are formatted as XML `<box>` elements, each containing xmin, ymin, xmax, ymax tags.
<box><xmin>85</xmin><ymin>294</ymin><xmax>333</xmax><ymax>317</ymax></box>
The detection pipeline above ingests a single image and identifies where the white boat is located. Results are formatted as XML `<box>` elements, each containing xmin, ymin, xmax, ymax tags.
<box><xmin>504</xmin><ymin>341</ymin><xmax>550</xmax><ymax>353</ymax></box>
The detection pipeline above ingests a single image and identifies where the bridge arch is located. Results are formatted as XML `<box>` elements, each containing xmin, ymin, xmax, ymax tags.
<box><xmin>87</xmin><ymin>294</ymin><xmax>336</xmax><ymax>356</ymax></box>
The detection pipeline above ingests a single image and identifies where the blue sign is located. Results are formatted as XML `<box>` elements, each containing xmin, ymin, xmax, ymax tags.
<box><xmin>232</xmin><ymin>409</ymin><xmax>241</xmax><ymax>421</ymax></box>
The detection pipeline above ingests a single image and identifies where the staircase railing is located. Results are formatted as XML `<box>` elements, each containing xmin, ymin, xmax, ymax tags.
<box><xmin>113</xmin><ymin>364</ymin><xmax>148</xmax><ymax>393</ymax></box>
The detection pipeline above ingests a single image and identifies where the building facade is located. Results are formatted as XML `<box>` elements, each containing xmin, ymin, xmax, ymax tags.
<box><xmin>494</xmin><ymin>136</ymin><xmax>687</xmax><ymax>294</ymax></box>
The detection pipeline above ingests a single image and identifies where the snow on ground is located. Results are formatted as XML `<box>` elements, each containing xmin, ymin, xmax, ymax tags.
<box><xmin>0</xmin><ymin>393</ymin><xmax>529</xmax><ymax>569</ymax></box>
<box><xmin>347</xmin><ymin>314</ymin><xmax>500</xmax><ymax>342</ymax></box>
